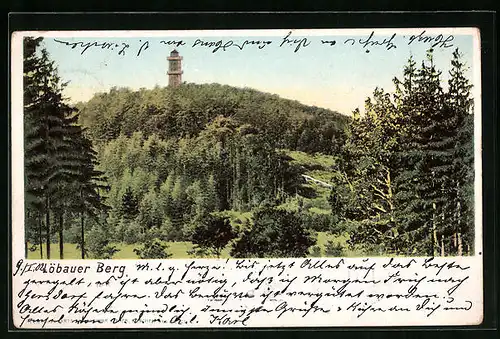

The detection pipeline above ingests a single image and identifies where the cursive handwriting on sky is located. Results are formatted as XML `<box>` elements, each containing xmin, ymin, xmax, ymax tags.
<box><xmin>41</xmin><ymin>30</ymin><xmax>474</xmax><ymax>115</ymax></box>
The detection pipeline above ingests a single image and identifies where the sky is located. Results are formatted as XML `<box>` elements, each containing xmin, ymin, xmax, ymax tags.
<box><xmin>36</xmin><ymin>29</ymin><xmax>478</xmax><ymax>116</ymax></box>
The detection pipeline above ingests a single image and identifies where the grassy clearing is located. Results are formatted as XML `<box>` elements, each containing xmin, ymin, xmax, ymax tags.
<box><xmin>285</xmin><ymin>150</ymin><xmax>337</xmax><ymax>169</ymax></box>
<box><xmin>315</xmin><ymin>231</ymin><xmax>365</xmax><ymax>257</ymax></box>
<box><xmin>27</xmin><ymin>242</ymin><xmax>82</xmax><ymax>260</ymax></box>
<box><xmin>110</xmin><ymin>241</ymin><xmax>195</xmax><ymax>259</ymax></box>
<box><xmin>27</xmin><ymin>241</ymin><xmax>197</xmax><ymax>260</ymax></box>
<box><xmin>26</xmin><ymin>231</ymin><xmax>362</xmax><ymax>259</ymax></box>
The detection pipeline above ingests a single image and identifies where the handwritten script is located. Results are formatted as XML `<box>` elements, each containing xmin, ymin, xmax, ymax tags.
<box><xmin>12</xmin><ymin>256</ymin><xmax>480</xmax><ymax>328</ymax></box>
<box><xmin>52</xmin><ymin>30</ymin><xmax>455</xmax><ymax>57</ymax></box>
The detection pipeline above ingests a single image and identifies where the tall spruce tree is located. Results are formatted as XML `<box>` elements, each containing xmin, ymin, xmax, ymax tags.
<box><xmin>24</xmin><ymin>38</ymin><xmax>80</xmax><ymax>258</ymax></box>
<box><xmin>24</xmin><ymin>37</ymin><xmax>45</xmax><ymax>256</ymax></box>
<box><xmin>446</xmin><ymin>48</ymin><xmax>475</xmax><ymax>255</ymax></box>
<box><xmin>335</xmin><ymin>50</ymin><xmax>475</xmax><ymax>256</ymax></box>
<box><xmin>72</xmin><ymin>133</ymin><xmax>110</xmax><ymax>259</ymax></box>
<box><xmin>394</xmin><ymin>50</ymin><xmax>461</xmax><ymax>256</ymax></box>
<box><xmin>23</xmin><ymin>37</ymin><xmax>108</xmax><ymax>259</ymax></box>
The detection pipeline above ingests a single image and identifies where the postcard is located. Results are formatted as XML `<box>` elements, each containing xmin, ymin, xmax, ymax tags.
<box><xmin>10</xmin><ymin>27</ymin><xmax>483</xmax><ymax>328</ymax></box>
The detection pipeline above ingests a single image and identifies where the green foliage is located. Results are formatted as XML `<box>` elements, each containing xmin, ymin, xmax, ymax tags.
<box><xmin>231</xmin><ymin>206</ymin><xmax>316</xmax><ymax>258</ymax></box>
<box><xmin>24</xmin><ymin>59</ymin><xmax>345</xmax><ymax>254</ymax></box>
<box><xmin>96</xmin><ymin>118</ymin><xmax>310</xmax><ymax>245</ymax></box>
<box><xmin>122</xmin><ymin>220</ymin><xmax>145</xmax><ymax>244</ymax></box>
<box><xmin>310</xmin><ymin>245</ymin><xmax>322</xmax><ymax>257</ymax></box>
<box><xmin>133</xmin><ymin>238</ymin><xmax>172</xmax><ymax>259</ymax></box>
<box><xmin>23</xmin><ymin>37</ymin><xmax>109</xmax><ymax>259</ymax></box>
<box><xmin>301</xmin><ymin>211</ymin><xmax>335</xmax><ymax>232</ymax></box>
<box><xmin>286</xmin><ymin>150</ymin><xmax>337</xmax><ymax>170</ymax></box>
<box><xmin>78</xmin><ymin>83</ymin><xmax>348</xmax><ymax>155</ymax></box>
<box><xmin>120</xmin><ymin>187</ymin><xmax>139</xmax><ymax>219</ymax></box>
<box><xmin>86</xmin><ymin>225</ymin><xmax>120</xmax><ymax>259</ymax></box>
<box><xmin>137</xmin><ymin>188</ymin><xmax>162</xmax><ymax>229</ymax></box>
<box><xmin>334</xmin><ymin>49</ymin><xmax>474</xmax><ymax>256</ymax></box>
<box><xmin>190</xmin><ymin>214</ymin><xmax>236</xmax><ymax>258</ymax></box>
<box><xmin>26</xmin><ymin>38</ymin><xmax>473</xmax><ymax>259</ymax></box>
<box><xmin>159</xmin><ymin>217</ymin><xmax>184</xmax><ymax>242</ymax></box>
<box><xmin>324</xmin><ymin>240</ymin><xmax>344</xmax><ymax>257</ymax></box>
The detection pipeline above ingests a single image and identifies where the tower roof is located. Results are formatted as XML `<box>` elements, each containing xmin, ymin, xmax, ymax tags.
<box><xmin>170</xmin><ymin>49</ymin><xmax>179</xmax><ymax>56</ymax></box>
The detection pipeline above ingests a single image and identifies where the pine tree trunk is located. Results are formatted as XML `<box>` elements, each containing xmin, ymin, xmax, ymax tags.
<box><xmin>440</xmin><ymin>235</ymin><xmax>445</xmax><ymax>257</ymax></box>
<box><xmin>432</xmin><ymin>228</ymin><xmax>437</xmax><ymax>256</ymax></box>
<box><xmin>432</xmin><ymin>203</ymin><xmax>438</xmax><ymax>256</ymax></box>
<box><xmin>80</xmin><ymin>212</ymin><xmax>85</xmax><ymax>259</ymax></box>
<box><xmin>38</xmin><ymin>213</ymin><xmax>43</xmax><ymax>259</ymax></box>
<box><xmin>25</xmin><ymin>211</ymin><xmax>30</xmax><ymax>258</ymax></box>
<box><xmin>455</xmin><ymin>188</ymin><xmax>461</xmax><ymax>255</ymax></box>
<box><xmin>59</xmin><ymin>213</ymin><xmax>64</xmax><ymax>259</ymax></box>
<box><xmin>45</xmin><ymin>197</ymin><xmax>51</xmax><ymax>259</ymax></box>
<box><xmin>457</xmin><ymin>232</ymin><xmax>463</xmax><ymax>256</ymax></box>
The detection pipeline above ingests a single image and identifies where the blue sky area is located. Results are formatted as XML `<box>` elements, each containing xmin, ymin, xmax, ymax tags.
<box><xmin>39</xmin><ymin>30</ymin><xmax>475</xmax><ymax>115</ymax></box>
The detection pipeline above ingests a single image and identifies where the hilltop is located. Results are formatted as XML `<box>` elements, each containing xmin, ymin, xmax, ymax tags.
<box><xmin>76</xmin><ymin>82</ymin><xmax>350</xmax><ymax>155</ymax></box>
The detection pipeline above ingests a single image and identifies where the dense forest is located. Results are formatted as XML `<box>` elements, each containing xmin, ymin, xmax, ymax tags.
<box><xmin>23</xmin><ymin>37</ymin><xmax>475</xmax><ymax>259</ymax></box>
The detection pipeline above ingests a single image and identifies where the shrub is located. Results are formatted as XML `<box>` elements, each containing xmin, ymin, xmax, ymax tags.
<box><xmin>123</xmin><ymin>220</ymin><xmax>144</xmax><ymax>244</ymax></box>
<box><xmin>190</xmin><ymin>214</ymin><xmax>236</xmax><ymax>258</ymax></box>
<box><xmin>310</xmin><ymin>245</ymin><xmax>322</xmax><ymax>257</ymax></box>
<box><xmin>324</xmin><ymin>240</ymin><xmax>344</xmax><ymax>257</ymax></box>
<box><xmin>302</xmin><ymin>211</ymin><xmax>334</xmax><ymax>232</ymax></box>
<box><xmin>231</xmin><ymin>206</ymin><xmax>316</xmax><ymax>258</ymax></box>
<box><xmin>160</xmin><ymin>217</ymin><xmax>184</xmax><ymax>242</ymax></box>
<box><xmin>133</xmin><ymin>238</ymin><xmax>172</xmax><ymax>259</ymax></box>
<box><xmin>87</xmin><ymin>225</ymin><xmax>120</xmax><ymax>259</ymax></box>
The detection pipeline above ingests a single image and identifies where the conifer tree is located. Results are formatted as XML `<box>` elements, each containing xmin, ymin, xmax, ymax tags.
<box><xmin>191</xmin><ymin>214</ymin><xmax>236</xmax><ymax>258</ymax></box>
<box><xmin>24</xmin><ymin>38</ymin><xmax>81</xmax><ymax>258</ymax></box>
<box><xmin>231</xmin><ymin>206</ymin><xmax>316</xmax><ymax>258</ymax></box>
<box><xmin>336</xmin><ymin>50</ymin><xmax>474</xmax><ymax>256</ymax></box>
<box><xmin>73</xmin><ymin>133</ymin><xmax>110</xmax><ymax>259</ymax></box>
<box><xmin>23</xmin><ymin>37</ymin><xmax>109</xmax><ymax>259</ymax></box>
<box><xmin>394</xmin><ymin>50</ymin><xmax>462</xmax><ymax>255</ymax></box>
<box><xmin>446</xmin><ymin>48</ymin><xmax>475</xmax><ymax>255</ymax></box>
<box><xmin>121</xmin><ymin>187</ymin><xmax>139</xmax><ymax>219</ymax></box>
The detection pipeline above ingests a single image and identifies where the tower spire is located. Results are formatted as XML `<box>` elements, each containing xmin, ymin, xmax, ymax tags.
<box><xmin>167</xmin><ymin>49</ymin><xmax>183</xmax><ymax>87</ymax></box>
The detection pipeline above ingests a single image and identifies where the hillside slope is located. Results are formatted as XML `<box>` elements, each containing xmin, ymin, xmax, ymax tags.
<box><xmin>76</xmin><ymin>83</ymin><xmax>349</xmax><ymax>155</ymax></box>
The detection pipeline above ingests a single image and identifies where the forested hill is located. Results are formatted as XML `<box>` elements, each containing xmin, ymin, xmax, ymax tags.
<box><xmin>25</xmin><ymin>38</ymin><xmax>475</xmax><ymax>259</ymax></box>
<box><xmin>76</xmin><ymin>83</ymin><xmax>349</xmax><ymax>154</ymax></box>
